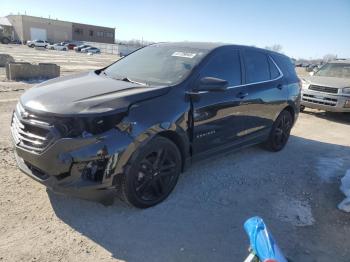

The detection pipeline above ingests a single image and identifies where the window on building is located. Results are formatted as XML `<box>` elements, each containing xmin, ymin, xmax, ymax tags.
<box><xmin>97</xmin><ymin>31</ymin><xmax>104</xmax><ymax>37</ymax></box>
<box><xmin>89</xmin><ymin>30</ymin><xmax>94</xmax><ymax>37</ymax></box>
<box><xmin>74</xmin><ymin>28</ymin><xmax>83</xmax><ymax>35</ymax></box>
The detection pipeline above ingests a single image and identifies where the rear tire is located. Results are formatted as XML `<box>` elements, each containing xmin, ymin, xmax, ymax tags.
<box><xmin>119</xmin><ymin>136</ymin><xmax>182</xmax><ymax>208</ymax></box>
<box><xmin>264</xmin><ymin>110</ymin><xmax>293</xmax><ymax>152</ymax></box>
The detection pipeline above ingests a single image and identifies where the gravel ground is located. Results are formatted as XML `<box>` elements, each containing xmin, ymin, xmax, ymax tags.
<box><xmin>0</xmin><ymin>44</ymin><xmax>350</xmax><ymax>262</ymax></box>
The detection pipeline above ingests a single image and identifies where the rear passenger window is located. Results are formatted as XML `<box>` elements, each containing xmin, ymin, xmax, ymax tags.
<box><xmin>244</xmin><ymin>50</ymin><xmax>270</xmax><ymax>83</ymax></box>
<box><xmin>268</xmin><ymin>58</ymin><xmax>280</xmax><ymax>79</ymax></box>
<box><xmin>271</xmin><ymin>54</ymin><xmax>298</xmax><ymax>83</ymax></box>
<box><xmin>200</xmin><ymin>49</ymin><xmax>241</xmax><ymax>86</ymax></box>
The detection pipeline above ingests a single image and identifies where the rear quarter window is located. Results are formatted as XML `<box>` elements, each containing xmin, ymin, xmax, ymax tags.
<box><xmin>271</xmin><ymin>54</ymin><xmax>298</xmax><ymax>83</ymax></box>
<box><xmin>268</xmin><ymin>58</ymin><xmax>281</xmax><ymax>79</ymax></box>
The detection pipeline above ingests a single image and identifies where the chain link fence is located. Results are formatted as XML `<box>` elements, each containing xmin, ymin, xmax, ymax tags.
<box><xmin>81</xmin><ymin>41</ymin><xmax>119</xmax><ymax>54</ymax></box>
<box><xmin>79</xmin><ymin>41</ymin><xmax>145</xmax><ymax>56</ymax></box>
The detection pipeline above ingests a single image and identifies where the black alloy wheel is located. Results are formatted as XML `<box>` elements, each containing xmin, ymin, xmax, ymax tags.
<box><xmin>120</xmin><ymin>136</ymin><xmax>181</xmax><ymax>208</ymax></box>
<box><xmin>265</xmin><ymin>110</ymin><xmax>293</xmax><ymax>152</ymax></box>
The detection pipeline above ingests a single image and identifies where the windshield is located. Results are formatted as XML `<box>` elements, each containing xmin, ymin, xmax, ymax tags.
<box><xmin>315</xmin><ymin>63</ymin><xmax>350</xmax><ymax>78</ymax></box>
<box><xmin>104</xmin><ymin>44</ymin><xmax>209</xmax><ymax>86</ymax></box>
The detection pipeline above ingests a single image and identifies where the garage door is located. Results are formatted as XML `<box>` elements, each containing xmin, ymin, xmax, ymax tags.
<box><xmin>30</xmin><ymin>28</ymin><xmax>47</xmax><ymax>41</ymax></box>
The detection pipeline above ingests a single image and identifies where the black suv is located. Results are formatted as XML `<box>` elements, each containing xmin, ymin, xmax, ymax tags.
<box><xmin>11</xmin><ymin>42</ymin><xmax>300</xmax><ymax>208</ymax></box>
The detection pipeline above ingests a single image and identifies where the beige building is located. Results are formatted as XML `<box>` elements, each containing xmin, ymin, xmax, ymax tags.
<box><xmin>6</xmin><ymin>15</ymin><xmax>115</xmax><ymax>44</ymax></box>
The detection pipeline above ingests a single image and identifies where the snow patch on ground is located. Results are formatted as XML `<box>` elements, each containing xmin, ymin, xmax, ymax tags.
<box><xmin>338</xmin><ymin>169</ymin><xmax>350</xmax><ymax>212</ymax></box>
<box><xmin>275</xmin><ymin>198</ymin><xmax>315</xmax><ymax>226</ymax></box>
<box><xmin>316</xmin><ymin>157</ymin><xmax>344</xmax><ymax>182</ymax></box>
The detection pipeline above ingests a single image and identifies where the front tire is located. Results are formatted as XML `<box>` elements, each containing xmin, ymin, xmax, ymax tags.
<box><xmin>1</xmin><ymin>37</ymin><xmax>10</xmax><ymax>44</ymax></box>
<box><xmin>300</xmin><ymin>105</ymin><xmax>305</xmax><ymax>112</ymax></box>
<box><xmin>120</xmin><ymin>136</ymin><xmax>182</xmax><ymax>208</ymax></box>
<box><xmin>264</xmin><ymin>110</ymin><xmax>293</xmax><ymax>152</ymax></box>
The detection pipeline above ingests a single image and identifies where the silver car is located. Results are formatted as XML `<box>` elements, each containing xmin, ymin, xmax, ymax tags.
<box><xmin>301</xmin><ymin>60</ymin><xmax>350</xmax><ymax>112</ymax></box>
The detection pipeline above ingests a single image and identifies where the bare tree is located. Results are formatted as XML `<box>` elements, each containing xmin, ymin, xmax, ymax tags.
<box><xmin>323</xmin><ymin>54</ymin><xmax>337</xmax><ymax>62</ymax></box>
<box><xmin>265</xmin><ymin>44</ymin><xmax>283</xmax><ymax>53</ymax></box>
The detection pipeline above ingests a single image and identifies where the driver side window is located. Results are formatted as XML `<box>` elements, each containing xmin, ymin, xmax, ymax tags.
<box><xmin>200</xmin><ymin>49</ymin><xmax>242</xmax><ymax>86</ymax></box>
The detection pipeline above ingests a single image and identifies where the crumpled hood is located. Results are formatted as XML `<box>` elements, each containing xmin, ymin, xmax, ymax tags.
<box><xmin>304</xmin><ymin>75</ymin><xmax>350</xmax><ymax>88</ymax></box>
<box><xmin>20</xmin><ymin>71</ymin><xmax>169</xmax><ymax>116</ymax></box>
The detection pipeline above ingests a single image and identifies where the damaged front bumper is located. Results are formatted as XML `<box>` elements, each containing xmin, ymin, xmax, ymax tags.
<box><xmin>12</xmin><ymin>128</ymin><xmax>133</xmax><ymax>202</ymax></box>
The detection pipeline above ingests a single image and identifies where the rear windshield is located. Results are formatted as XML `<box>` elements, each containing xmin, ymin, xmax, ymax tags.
<box><xmin>104</xmin><ymin>44</ymin><xmax>209</xmax><ymax>86</ymax></box>
<box><xmin>315</xmin><ymin>63</ymin><xmax>350</xmax><ymax>78</ymax></box>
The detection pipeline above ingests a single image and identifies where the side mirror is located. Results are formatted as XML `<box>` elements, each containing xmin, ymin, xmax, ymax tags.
<box><xmin>309</xmin><ymin>71</ymin><xmax>314</xmax><ymax>76</ymax></box>
<box><xmin>194</xmin><ymin>77</ymin><xmax>229</xmax><ymax>92</ymax></box>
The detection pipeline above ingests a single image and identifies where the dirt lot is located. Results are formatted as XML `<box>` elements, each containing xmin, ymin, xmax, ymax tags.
<box><xmin>0</xmin><ymin>44</ymin><xmax>350</xmax><ymax>262</ymax></box>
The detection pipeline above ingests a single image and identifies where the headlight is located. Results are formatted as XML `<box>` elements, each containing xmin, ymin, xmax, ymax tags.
<box><xmin>342</xmin><ymin>87</ymin><xmax>350</xmax><ymax>94</ymax></box>
<box><xmin>55</xmin><ymin>113</ymin><xmax>126</xmax><ymax>138</ymax></box>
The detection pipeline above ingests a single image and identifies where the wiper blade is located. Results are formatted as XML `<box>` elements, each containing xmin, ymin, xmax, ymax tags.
<box><xmin>119</xmin><ymin>77</ymin><xmax>147</xmax><ymax>86</ymax></box>
<box><xmin>104</xmin><ymin>73</ymin><xmax>148</xmax><ymax>86</ymax></box>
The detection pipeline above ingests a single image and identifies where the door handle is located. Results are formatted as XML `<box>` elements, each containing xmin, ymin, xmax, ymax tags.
<box><xmin>236</xmin><ymin>92</ymin><xmax>248</xmax><ymax>99</ymax></box>
<box><xmin>276</xmin><ymin>84</ymin><xmax>283</xmax><ymax>90</ymax></box>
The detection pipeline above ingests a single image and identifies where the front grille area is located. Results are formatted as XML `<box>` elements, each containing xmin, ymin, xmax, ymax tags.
<box><xmin>309</xmin><ymin>85</ymin><xmax>338</xmax><ymax>94</ymax></box>
<box><xmin>302</xmin><ymin>94</ymin><xmax>338</xmax><ymax>106</ymax></box>
<box><xmin>11</xmin><ymin>104</ymin><xmax>57</xmax><ymax>153</ymax></box>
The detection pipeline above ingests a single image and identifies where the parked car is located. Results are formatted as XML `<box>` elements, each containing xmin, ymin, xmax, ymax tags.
<box><xmin>11</xmin><ymin>42</ymin><xmax>300</xmax><ymax>208</ymax></box>
<box><xmin>305</xmin><ymin>64</ymin><xmax>319</xmax><ymax>72</ymax></box>
<box><xmin>300</xmin><ymin>60</ymin><xmax>350</xmax><ymax>112</ymax></box>
<box><xmin>81</xmin><ymin>47</ymin><xmax>101</xmax><ymax>54</ymax></box>
<box><xmin>11</xmin><ymin>39</ymin><xmax>22</xmax><ymax>44</ymax></box>
<box><xmin>65</xmin><ymin>43</ymin><xmax>77</xmax><ymax>50</ymax></box>
<box><xmin>74</xmin><ymin>44</ymin><xmax>90</xmax><ymax>52</ymax></box>
<box><xmin>27</xmin><ymin>40</ymin><xmax>49</xmax><ymax>48</ymax></box>
<box><xmin>46</xmin><ymin>43</ymin><xmax>68</xmax><ymax>51</ymax></box>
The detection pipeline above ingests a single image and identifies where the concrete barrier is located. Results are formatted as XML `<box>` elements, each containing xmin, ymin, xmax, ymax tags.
<box><xmin>6</xmin><ymin>62</ymin><xmax>60</xmax><ymax>81</ymax></box>
<box><xmin>0</xmin><ymin>54</ymin><xmax>15</xmax><ymax>67</ymax></box>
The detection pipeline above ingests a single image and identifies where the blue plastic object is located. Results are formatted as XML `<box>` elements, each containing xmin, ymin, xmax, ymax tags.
<box><xmin>244</xmin><ymin>216</ymin><xmax>287</xmax><ymax>262</ymax></box>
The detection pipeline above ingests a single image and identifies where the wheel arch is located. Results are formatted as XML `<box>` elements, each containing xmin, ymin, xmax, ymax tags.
<box><xmin>157</xmin><ymin>130</ymin><xmax>188</xmax><ymax>172</ymax></box>
<box><xmin>282</xmin><ymin>105</ymin><xmax>296</xmax><ymax>124</ymax></box>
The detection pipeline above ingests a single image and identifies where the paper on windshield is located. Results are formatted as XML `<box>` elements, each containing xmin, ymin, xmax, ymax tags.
<box><xmin>172</xmin><ymin>52</ymin><xmax>197</xmax><ymax>58</ymax></box>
